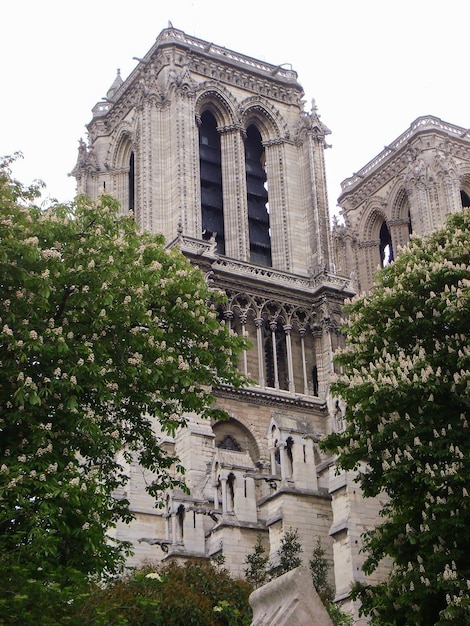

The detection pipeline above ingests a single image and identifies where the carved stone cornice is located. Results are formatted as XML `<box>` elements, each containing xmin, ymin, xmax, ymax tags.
<box><xmin>339</xmin><ymin>116</ymin><xmax>470</xmax><ymax>210</ymax></box>
<box><xmin>88</xmin><ymin>27</ymin><xmax>304</xmax><ymax>140</ymax></box>
<box><xmin>358</xmin><ymin>239</ymin><xmax>380</xmax><ymax>249</ymax></box>
<box><xmin>150</xmin><ymin>28</ymin><xmax>303</xmax><ymax>106</ymax></box>
<box><xmin>218</xmin><ymin>123</ymin><xmax>245</xmax><ymax>136</ymax></box>
<box><xmin>215</xmin><ymin>383</ymin><xmax>328</xmax><ymax>412</ymax></box>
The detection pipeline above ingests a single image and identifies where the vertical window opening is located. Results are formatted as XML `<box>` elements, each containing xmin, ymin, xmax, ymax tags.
<box><xmin>379</xmin><ymin>221</ymin><xmax>394</xmax><ymax>267</ymax></box>
<box><xmin>128</xmin><ymin>152</ymin><xmax>135</xmax><ymax>215</ymax></box>
<box><xmin>286</xmin><ymin>437</ymin><xmax>294</xmax><ymax>478</ymax></box>
<box><xmin>264</xmin><ymin>319</ymin><xmax>287</xmax><ymax>390</ymax></box>
<box><xmin>227</xmin><ymin>473</ymin><xmax>235</xmax><ymax>512</ymax></box>
<box><xmin>245</xmin><ymin>125</ymin><xmax>272</xmax><ymax>266</ymax></box>
<box><xmin>461</xmin><ymin>190</ymin><xmax>470</xmax><ymax>208</ymax></box>
<box><xmin>408</xmin><ymin>209</ymin><xmax>413</xmax><ymax>236</ymax></box>
<box><xmin>312</xmin><ymin>365</ymin><xmax>319</xmax><ymax>396</ymax></box>
<box><xmin>199</xmin><ymin>110</ymin><xmax>225</xmax><ymax>254</ymax></box>
<box><xmin>274</xmin><ymin>440</ymin><xmax>281</xmax><ymax>475</ymax></box>
<box><xmin>176</xmin><ymin>504</ymin><xmax>185</xmax><ymax>541</ymax></box>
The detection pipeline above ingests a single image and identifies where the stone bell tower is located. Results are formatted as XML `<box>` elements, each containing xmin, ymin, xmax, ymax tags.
<box><xmin>72</xmin><ymin>24</ymin><xmax>353</xmax><ymax>599</ymax></box>
<box><xmin>333</xmin><ymin>115</ymin><xmax>470</xmax><ymax>294</ymax></box>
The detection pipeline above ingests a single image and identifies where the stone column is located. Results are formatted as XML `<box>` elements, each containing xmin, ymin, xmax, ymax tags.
<box><xmin>213</xmin><ymin>481</ymin><xmax>220</xmax><ymax>510</ymax></box>
<box><xmin>270</xmin><ymin>320</ymin><xmax>279</xmax><ymax>389</ymax></box>
<box><xmin>220</xmin><ymin>476</ymin><xmax>228</xmax><ymax>515</ymax></box>
<box><xmin>279</xmin><ymin>443</ymin><xmax>287</xmax><ymax>481</ymax></box>
<box><xmin>220</xmin><ymin>125</ymin><xmax>249</xmax><ymax>260</ymax></box>
<box><xmin>299</xmin><ymin>328</ymin><xmax>309</xmax><ymax>395</ymax></box>
<box><xmin>264</xmin><ymin>140</ymin><xmax>289</xmax><ymax>271</ymax></box>
<box><xmin>240</xmin><ymin>312</ymin><xmax>248</xmax><ymax>376</ymax></box>
<box><xmin>284</xmin><ymin>324</ymin><xmax>295</xmax><ymax>393</ymax></box>
<box><xmin>270</xmin><ymin>447</ymin><xmax>278</xmax><ymax>476</ymax></box>
<box><xmin>255</xmin><ymin>317</ymin><xmax>265</xmax><ymax>388</ymax></box>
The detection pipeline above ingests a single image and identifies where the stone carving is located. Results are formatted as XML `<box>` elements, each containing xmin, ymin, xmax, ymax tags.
<box><xmin>70</xmin><ymin>138</ymin><xmax>99</xmax><ymax>177</ymax></box>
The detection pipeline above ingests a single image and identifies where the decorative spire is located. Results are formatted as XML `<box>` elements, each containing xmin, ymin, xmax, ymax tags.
<box><xmin>106</xmin><ymin>69</ymin><xmax>123</xmax><ymax>100</ymax></box>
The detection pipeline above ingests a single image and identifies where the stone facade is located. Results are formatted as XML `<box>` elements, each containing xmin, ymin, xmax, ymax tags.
<box><xmin>72</xmin><ymin>26</ymin><xmax>470</xmax><ymax>624</ymax></box>
<box><xmin>329</xmin><ymin>116</ymin><xmax>470</xmax><ymax>622</ymax></box>
<box><xmin>72</xmin><ymin>23</ymin><xmax>351</xmax><ymax>594</ymax></box>
<box><xmin>333</xmin><ymin>116</ymin><xmax>470</xmax><ymax>294</ymax></box>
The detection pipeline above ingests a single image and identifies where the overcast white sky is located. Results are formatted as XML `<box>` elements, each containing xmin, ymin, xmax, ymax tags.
<box><xmin>2</xmin><ymin>0</ymin><xmax>468</xmax><ymax>215</ymax></box>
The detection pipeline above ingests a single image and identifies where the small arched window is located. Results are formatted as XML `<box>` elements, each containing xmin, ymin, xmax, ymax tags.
<box><xmin>199</xmin><ymin>110</ymin><xmax>225</xmax><ymax>253</ymax></box>
<box><xmin>245</xmin><ymin>125</ymin><xmax>272</xmax><ymax>266</ymax></box>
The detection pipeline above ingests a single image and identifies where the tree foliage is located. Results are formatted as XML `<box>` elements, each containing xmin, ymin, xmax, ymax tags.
<box><xmin>78</xmin><ymin>561</ymin><xmax>252</xmax><ymax>626</ymax></box>
<box><xmin>244</xmin><ymin>531</ymin><xmax>352</xmax><ymax>625</ymax></box>
<box><xmin>309</xmin><ymin>537</ymin><xmax>334</xmax><ymax>604</ymax></box>
<box><xmin>309</xmin><ymin>538</ymin><xmax>352</xmax><ymax>626</ymax></box>
<box><xmin>0</xmin><ymin>156</ymin><xmax>247</xmax><ymax>615</ymax></box>
<box><xmin>243</xmin><ymin>534</ymin><xmax>269</xmax><ymax>589</ymax></box>
<box><xmin>322</xmin><ymin>208</ymin><xmax>470</xmax><ymax>624</ymax></box>
<box><xmin>274</xmin><ymin>527</ymin><xmax>303</xmax><ymax>577</ymax></box>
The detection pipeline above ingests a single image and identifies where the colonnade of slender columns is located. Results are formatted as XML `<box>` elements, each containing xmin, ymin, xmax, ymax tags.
<box><xmin>232</xmin><ymin>310</ymin><xmax>319</xmax><ymax>396</ymax></box>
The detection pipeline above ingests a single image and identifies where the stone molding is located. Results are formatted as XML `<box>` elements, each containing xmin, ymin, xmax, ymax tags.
<box><xmin>339</xmin><ymin>115</ymin><xmax>470</xmax><ymax>209</ymax></box>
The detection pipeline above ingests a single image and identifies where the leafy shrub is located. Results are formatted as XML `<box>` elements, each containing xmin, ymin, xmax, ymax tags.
<box><xmin>78</xmin><ymin>561</ymin><xmax>252</xmax><ymax>626</ymax></box>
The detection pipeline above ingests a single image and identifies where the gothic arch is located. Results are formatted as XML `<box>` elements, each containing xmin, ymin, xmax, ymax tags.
<box><xmin>106</xmin><ymin>123</ymin><xmax>135</xmax><ymax>169</ymax></box>
<box><xmin>212</xmin><ymin>417</ymin><xmax>260</xmax><ymax>463</ymax></box>
<box><xmin>389</xmin><ymin>184</ymin><xmax>410</xmax><ymax>223</ymax></box>
<box><xmin>260</xmin><ymin>300</ymin><xmax>288</xmax><ymax>324</ymax></box>
<box><xmin>389</xmin><ymin>183</ymin><xmax>413</xmax><ymax>245</ymax></box>
<box><xmin>195</xmin><ymin>83</ymin><xmax>238</xmax><ymax>129</ymax></box>
<box><xmin>227</xmin><ymin>292</ymin><xmax>257</xmax><ymax>317</ymax></box>
<box><xmin>361</xmin><ymin>205</ymin><xmax>389</xmax><ymax>242</ymax></box>
<box><xmin>291</xmin><ymin>306</ymin><xmax>315</xmax><ymax>331</ymax></box>
<box><xmin>359</xmin><ymin>205</ymin><xmax>395</xmax><ymax>269</ymax></box>
<box><xmin>240</xmin><ymin>97</ymin><xmax>286</xmax><ymax>142</ymax></box>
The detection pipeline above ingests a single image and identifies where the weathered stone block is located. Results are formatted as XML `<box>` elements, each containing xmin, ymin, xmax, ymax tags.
<box><xmin>249</xmin><ymin>566</ymin><xmax>333</xmax><ymax>626</ymax></box>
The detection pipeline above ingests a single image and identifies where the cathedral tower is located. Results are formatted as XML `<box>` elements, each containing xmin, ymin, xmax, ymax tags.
<box><xmin>334</xmin><ymin>116</ymin><xmax>470</xmax><ymax>293</ymax></box>
<box><xmin>73</xmin><ymin>24</ymin><xmax>353</xmax><ymax>605</ymax></box>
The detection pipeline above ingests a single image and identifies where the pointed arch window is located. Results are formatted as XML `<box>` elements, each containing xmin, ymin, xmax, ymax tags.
<box><xmin>245</xmin><ymin>125</ymin><xmax>272</xmax><ymax>266</ymax></box>
<box><xmin>199</xmin><ymin>110</ymin><xmax>225</xmax><ymax>254</ymax></box>
<box><xmin>379</xmin><ymin>221</ymin><xmax>394</xmax><ymax>267</ymax></box>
